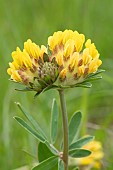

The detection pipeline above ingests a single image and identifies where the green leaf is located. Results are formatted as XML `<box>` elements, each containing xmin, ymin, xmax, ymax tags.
<box><xmin>14</xmin><ymin>113</ymin><xmax>58</xmax><ymax>156</ymax></box>
<box><xmin>75</xmin><ymin>82</ymin><xmax>92</xmax><ymax>88</ymax></box>
<box><xmin>44</xmin><ymin>141</ymin><xmax>59</xmax><ymax>155</ymax></box>
<box><xmin>16</xmin><ymin>102</ymin><xmax>47</xmax><ymax>139</ymax></box>
<box><xmin>15</xmin><ymin>87</ymin><xmax>33</xmax><ymax>91</ymax></box>
<box><xmin>69</xmin><ymin>148</ymin><xmax>91</xmax><ymax>158</ymax></box>
<box><xmin>32</xmin><ymin>156</ymin><xmax>58</xmax><ymax>170</ymax></box>
<box><xmin>86</xmin><ymin>69</ymin><xmax>105</xmax><ymax>79</ymax></box>
<box><xmin>88</xmin><ymin>76</ymin><xmax>102</xmax><ymax>81</ymax></box>
<box><xmin>34</xmin><ymin>90</ymin><xmax>43</xmax><ymax>98</ymax></box>
<box><xmin>50</xmin><ymin>98</ymin><xmax>59</xmax><ymax>144</ymax></box>
<box><xmin>14</xmin><ymin>116</ymin><xmax>45</xmax><ymax>143</ymax></box>
<box><xmin>58</xmin><ymin>159</ymin><xmax>64</xmax><ymax>170</ymax></box>
<box><xmin>84</xmin><ymin>75</ymin><xmax>102</xmax><ymax>83</ymax></box>
<box><xmin>71</xmin><ymin>70</ymin><xmax>105</xmax><ymax>89</ymax></box>
<box><xmin>69</xmin><ymin>136</ymin><xmax>94</xmax><ymax>150</ymax></box>
<box><xmin>73</xmin><ymin>167</ymin><xmax>79</xmax><ymax>170</ymax></box>
<box><xmin>34</xmin><ymin>85</ymin><xmax>58</xmax><ymax>98</ymax></box>
<box><xmin>43</xmin><ymin>85</ymin><xmax>58</xmax><ymax>92</ymax></box>
<box><xmin>14</xmin><ymin>117</ymin><xmax>57</xmax><ymax>155</ymax></box>
<box><xmin>69</xmin><ymin>111</ymin><xmax>82</xmax><ymax>145</ymax></box>
<box><xmin>38</xmin><ymin>142</ymin><xmax>54</xmax><ymax>162</ymax></box>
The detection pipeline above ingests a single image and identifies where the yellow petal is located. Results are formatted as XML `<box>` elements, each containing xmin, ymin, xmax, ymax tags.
<box><xmin>23</xmin><ymin>50</ymin><xmax>32</xmax><ymax>68</ymax></box>
<box><xmin>59</xmin><ymin>68</ymin><xmax>67</xmax><ymax>80</ymax></box>
<box><xmin>48</xmin><ymin>31</ymin><xmax>63</xmax><ymax>50</ymax></box>
<box><xmin>56</xmin><ymin>51</ymin><xmax>63</xmax><ymax>66</ymax></box>
<box><xmin>62</xmin><ymin>30</ymin><xmax>73</xmax><ymax>44</ymax></box>
<box><xmin>7</xmin><ymin>68</ymin><xmax>12</xmax><ymax>75</ymax></box>
<box><xmin>82</xmin><ymin>48</ymin><xmax>92</xmax><ymax>65</ymax></box>
<box><xmin>85</xmin><ymin>39</ymin><xmax>99</xmax><ymax>58</ymax></box>
<box><xmin>73</xmin><ymin>31</ymin><xmax>85</xmax><ymax>52</ymax></box>
<box><xmin>64</xmin><ymin>39</ymin><xmax>75</xmax><ymax>59</ymax></box>
<box><xmin>11</xmin><ymin>70</ymin><xmax>21</xmax><ymax>82</ymax></box>
<box><xmin>69</xmin><ymin>52</ymin><xmax>79</xmax><ymax>70</ymax></box>
<box><xmin>12</xmin><ymin>47</ymin><xmax>23</xmax><ymax>67</ymax></box>
<box><xmin>80</xmin><ymin>157</ymin><xmax>93</xmax><ymax>165</ymax></box>
<box><xmin>40</xmin><ymin>45</ymin><xmax>47</xmax><ymax>59</ymax></box>
<box><xmin>88</xmin><ymin>58</ymin><xmax>102</xmax><ymax>73</ymax></box>
<box><xmin>24</xmin><ymin>39</ymin><xmax>40</xmax><ymax>59</ymax></box>
<box><xmin>78</xmin><ymin>65</ymin><xmax>85</xmax><ymax>76</ymax></box>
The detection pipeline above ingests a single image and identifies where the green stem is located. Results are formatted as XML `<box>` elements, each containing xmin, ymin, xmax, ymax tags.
<box><xmin>59</xmin><ymin>89</ymin><xmax>68</xmax><ymax>170</ymax></box>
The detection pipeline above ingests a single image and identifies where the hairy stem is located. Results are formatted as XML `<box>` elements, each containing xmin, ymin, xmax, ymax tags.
<box><xmin>59</xmin><ymin>89</ymin><xmax>68</xmax><ymax>170</ymax></box>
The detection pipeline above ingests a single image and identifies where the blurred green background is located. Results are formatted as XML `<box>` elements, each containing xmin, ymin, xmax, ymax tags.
<box><xmin>0</xmin><ymin>0</ymin><xmax>113</xmax><ymax>169</ymax></box>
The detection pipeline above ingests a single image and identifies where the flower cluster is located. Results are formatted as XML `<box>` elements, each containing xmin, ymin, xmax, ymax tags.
<box><xmin>7</xmin><ymin>30</ymin><xmax>102</xmax><ymax>93</ymax></box>
<box><xmin>48</xmin><ymin>30</ymin><xmax>102</xmax><ymax>86</ymax></box>
<box><xmin>7</xmin><ymin>40</ymin><xmax>58</xmax><ymax>93</ymax></box>
<box><xmin>69</xmin><ymin>140</ymin><xmax>104</xmax><ymax>169</ymax></box>
<box><xmin>77</xmin><ymin>140</ymin><xmax>104</xmax><ymax>169</ymax></box>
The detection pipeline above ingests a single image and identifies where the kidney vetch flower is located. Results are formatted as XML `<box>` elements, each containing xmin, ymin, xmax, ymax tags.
<box><xmin>77</xmin><ymin>140</ymin><xmax>104</xmax><ymax>169</ymax></box>
<box><xmin>7</xmin><ymin>30</ymin><xmax>103</xmax><ymax>94</ymax></box>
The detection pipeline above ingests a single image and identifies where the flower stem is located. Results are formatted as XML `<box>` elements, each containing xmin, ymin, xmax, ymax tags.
<box><xmin>59</xmin><ymin>89</ymin><xmax>68</xmax><ymax>170</ymax></box>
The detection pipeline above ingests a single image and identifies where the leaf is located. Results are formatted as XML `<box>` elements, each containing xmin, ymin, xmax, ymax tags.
<box><xmin>50</xmin><ymin>98</ymin><xmax>59</xmax><ymax>144</ymax></box>
<box><xmin>42</xmin><ymin>85</ymin><xmax>58</xmax><ymax>94</ymax></box>
<box><xmin>38</xmin><ymin>142</ymin><xmax>54</xmax><ymax>162</ymax></box>
<box><xmin>34</xmin><ymin>90</ymin><xmax>43</xmax><ymax>98</ymax></box>
<box><xmin>15</xmin><ymin>110</ymin><xmax>58</xmax><ymax>156</ymax></box>
<box><xmin>58</xmin><ymin>159</ymin><xmax>64</xmax><ymax>170</ymax></box>
<box><xmin>15</xmin><ymin>87</ymin><xmax>33</xmax><ymax>91</ymax></box>
<box><xmin>69</xmin><ymin>136</ymin><xmax>94</xmax><ymax>150</ymax></box>
<box><xmin>16</xmin><ymin>102</ymin><xmax>47</xmax><ymax>139</ymax></box>
<box><xmin>86</xmin><ymin>69</ymin><xmax>105</xmax><ymax>79</ymax></box>
<box><xmin>32</xmin><ymin>156</ymin><xmax>58</xmax><ymax>170</ymax></box>
<box><xmin>14</xmin><ymin>116</ymin><xmax>45</xmax><ymax>143</ymax></box>
<box><xmin>69</xmin><ymin>111</ymin><xmax>82</xmax><ymax>145</ymax></box>
<box><xmin>69</xmin><ymin>148</ymin><xmax>91</xmax><ymax>158</ymax></box>
<box><xmin>84</xmin><ymin>75</ymin><xmax>102</xmax><ymax>83</ymax></box>
<box><xmin>44</xmin><ymin>141</ymin><xmax>59</xmax><ymax>155</ymax></box>
<box><xmin>88</xmin><ymin>76</ymin><xmax>102</xmax><ymax>82</ymax></box>
<box><xmin>73</xmin><ymin>167</ymin><xmax>79</xmax><ymax>170</ymax></box>
<box><xmin>72</xmin><ymin>69</ymin><xmax>105</xmax><ymax>89</ymax></box>
<box><xmin>14</xmin><ymin>117</ymin><xmax>57</xmax><ymax>155</ymax></box>
<box><xmin>34</xmin><ymin>85</ymin><xmax>58</xmax><ymax>98</ymax></box>
<box><xmin>75</xmin><ymin>82</ymin><xmax>92</xmax><ymax>88</ymax></box>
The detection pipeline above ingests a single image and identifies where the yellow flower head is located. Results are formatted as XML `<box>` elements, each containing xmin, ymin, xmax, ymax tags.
<box><xmin>77</xmin><ymin>140</ymin><xmax>104</xmax><ymax>169</ymax></box>
<box><xmin>48</xmin><ymin>30</ymin><xmax>102</xmax><ymax>87</ymax></box>
<box><xmin>7</xmin><ymin>39</ymin><xmax>58</xmax><ymax>92</ymax></box>
<box><xmin>7</xmin><ymin>30</ymin><xmax>103</xmax><ymax>94</ymax></box>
